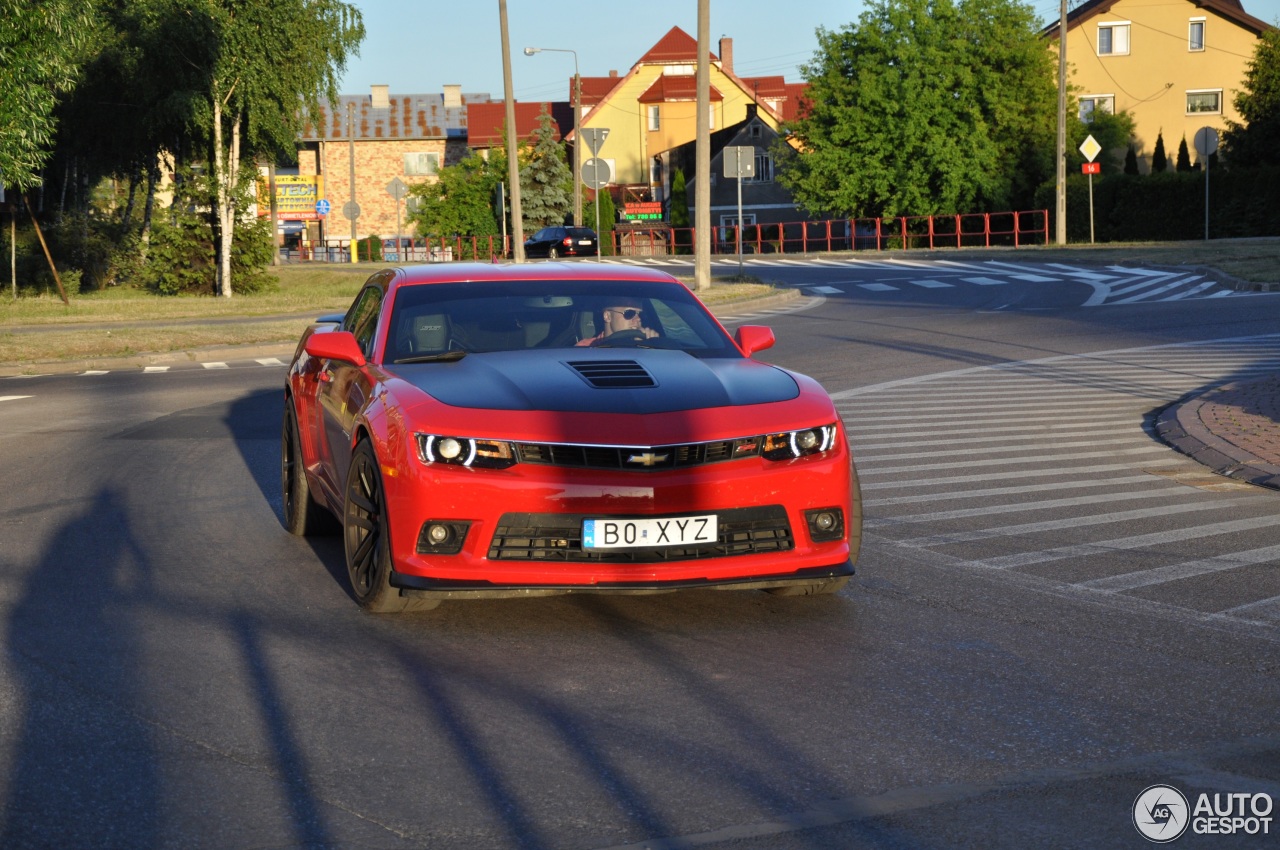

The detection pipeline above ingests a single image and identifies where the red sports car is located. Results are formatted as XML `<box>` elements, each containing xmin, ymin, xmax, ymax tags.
<box><xmin>282</xmin><ymin>263</ymin><xmax>861</xmax><ymax>612</ymax></box>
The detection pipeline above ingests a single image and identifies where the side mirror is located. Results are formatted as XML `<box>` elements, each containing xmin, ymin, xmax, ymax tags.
<box><xmin>734</xmin><ymin>325</ymin><xmax>775</xmax><ymax>357</ymax></box>
<box><xmin>304</xmin><ymin>330</ymin><xmax>366</xmax><ymax>367</ymax></box>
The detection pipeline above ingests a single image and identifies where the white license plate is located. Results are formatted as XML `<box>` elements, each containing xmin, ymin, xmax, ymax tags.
<box><xmin>578</xmin><ymin>239</ymin><xmax>593</xmax><ymax>245</ymax></box>
<box><xmin>583</xmin><ymin>515</ymin><xmax>718</xmax><ymax>550</ymax></box>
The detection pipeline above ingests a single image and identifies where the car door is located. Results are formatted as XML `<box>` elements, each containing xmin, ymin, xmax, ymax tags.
<box><xmin>315</xmin><ymin>283</ymin><xmax>382</xmax><ymax>495</ymax></box>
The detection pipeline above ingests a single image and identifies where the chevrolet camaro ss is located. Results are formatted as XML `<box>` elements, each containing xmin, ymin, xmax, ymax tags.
<box><xmin>282</xmin><ymin>263</ymin><xmax>861</xmax><ymax>612</ymax></box>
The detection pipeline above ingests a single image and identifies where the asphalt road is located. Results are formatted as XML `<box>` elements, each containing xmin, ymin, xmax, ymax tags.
<box><xmin>0</xmin><ymin>256</ymin><xmax>1277</xmax><ymax>849</ymax></box>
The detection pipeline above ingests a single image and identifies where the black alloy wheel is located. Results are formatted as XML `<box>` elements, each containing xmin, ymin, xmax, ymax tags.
<box><xmin>343</xmin><ymin>439</ymin><xmax>438</xmax><ymax>612</ymax></box>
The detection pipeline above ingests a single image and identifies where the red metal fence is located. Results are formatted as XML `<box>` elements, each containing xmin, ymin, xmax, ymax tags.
<box><xmin>282</xmin><ymin>210</ymin><xmax>1049</xmax><ymax>263</ymax></box>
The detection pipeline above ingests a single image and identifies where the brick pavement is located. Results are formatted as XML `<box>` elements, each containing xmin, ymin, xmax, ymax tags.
<box><xmin>1155</xmin><ymin>373</ymin><xmax>1280</xmax><ymax>491</ymax></box>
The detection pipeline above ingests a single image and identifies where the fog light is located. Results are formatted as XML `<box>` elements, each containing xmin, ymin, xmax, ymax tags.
<box><xmin>416</xmin><ymin>520</ymin><xmax>470</xmax><ymax>554</ymax></box>
<box><xmin>804</xmin><ymin>508</ymin><xmax>844</xmax><ymax>542</ymax></box>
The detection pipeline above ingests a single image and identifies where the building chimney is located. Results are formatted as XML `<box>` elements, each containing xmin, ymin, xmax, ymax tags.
<box><xmin>443</xmin><ymin>84</ymin><xmax>462</xmax><ymax>109</ymax></box>
<box><xmin>718</xmin><ymin>37</ymin><xmax>734</xmax><ymax>74</ymax></box>
<box><xmin>609</xmin><ymin>70</ymin><xmax>618</xmax><ymax>78</ymax></box>
<box><xmin>371</xmin><ymin>85</ymin><xmax>390</xmax><ymax>109</ymax></box>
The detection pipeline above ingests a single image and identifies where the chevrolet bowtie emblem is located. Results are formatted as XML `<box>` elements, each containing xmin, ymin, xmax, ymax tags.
<box><xmin>627</xmin><ymin>452</ymin><xmax>669</xmax><ymax>467</ymax></box>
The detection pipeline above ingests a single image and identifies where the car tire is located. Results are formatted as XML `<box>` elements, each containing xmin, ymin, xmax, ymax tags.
<box><xmin>344</xmin><ymin>438</ymin><xmax>440</xmax><ymax>613</ymax></box>
<box><xmin>548</xmin><ymin>246</ymin><xmax>560</xmax><ymax>259</ymax></box>
<box><xmin>282</xmin><ymin>400</ymin><xmax>336</xmax><ymax>536</ymax></box>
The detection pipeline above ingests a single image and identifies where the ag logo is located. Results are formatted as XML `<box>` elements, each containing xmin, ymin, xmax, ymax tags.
<box><xmin>1134</xmin><ymin>784</ymin><xmax>1190</xmax><ymax>842</ymax></box>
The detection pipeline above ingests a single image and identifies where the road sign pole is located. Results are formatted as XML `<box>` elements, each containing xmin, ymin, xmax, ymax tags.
<box><xmin>736</xmin><ymin>148</ymin><xmax>744</xmax><ymax>277</ymax></box>
<box><xmin>1088</xmin><ymin>173</ymin><xmax>1094</xmax><ymax>244</ymax></box>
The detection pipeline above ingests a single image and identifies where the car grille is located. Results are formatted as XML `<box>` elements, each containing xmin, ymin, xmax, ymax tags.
<box><xmin>515</xmin><ymin>437</ymin><xmax>761</xmax><ymax>470</ymax></box>
<box><xmin>488</xmin><ymin>506</ymin><xmax>793</xmax><ymax>563</ymax></box>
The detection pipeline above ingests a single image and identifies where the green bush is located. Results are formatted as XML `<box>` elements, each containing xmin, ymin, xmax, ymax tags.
<box><xmin>359</xmin><ymin>235</ymin><xmax>382</xmax><ymax>263</ymax></box>
<box><xmin>1035</xmin><ymin>165</ymin><xmax>1280</xmax><ymax>242</ymax></box>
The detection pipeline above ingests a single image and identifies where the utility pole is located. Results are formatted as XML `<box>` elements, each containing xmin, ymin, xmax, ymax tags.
<box><xmin>499</xmin><ymin>0</ymin><xmax>524</xmax><ymax>261</ymax></box>
<box><xmin>1055</xmin><ymin>0</ymin><xmax>1068</xmax><ymax>245</ymax></box>
<box><xmin>694</xmin><ymin>0</ymin><xmax>711</xmax><ymax>290</ymax></box>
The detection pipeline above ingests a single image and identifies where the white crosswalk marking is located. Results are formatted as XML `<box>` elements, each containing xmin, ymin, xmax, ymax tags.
<box><xmin>844</xmin><ymin>333</ymin><xmax>1280</xmax><ymax>630</ymax></box>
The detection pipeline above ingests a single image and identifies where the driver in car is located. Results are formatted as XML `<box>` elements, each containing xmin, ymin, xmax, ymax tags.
<box><xmin>576</xmin><ymin>298</ymin><xmax>659</xmax><ymax>345</ymax></box>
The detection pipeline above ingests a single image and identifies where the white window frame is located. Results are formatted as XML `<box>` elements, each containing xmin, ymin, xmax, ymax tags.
<box><xmin>1186</xmin><ymin>89</ymin><xmax>1222</xmax><ymax>115</ymax></box>
<box><xmin>1189</xmin><ymin>18</ymin><xmax>1206</xmax><ymax>52</ymax></box>
<box><xmin>746</xmin><ymin>152</ymin><xmax>774</xmax><ymax>183</ymax></box>
<box><xmin>1097</xmin><ymin>21</ymin><xmax>1131</xmax><ymax>56</ymax></box>
<box><xmin>1078</xmin><ymin>94</ymin><xmax>1115</xmax><ymax>122</ymax></box>
<box><xmin>404</xmin><ymin>152</ymin><xmax>439</xmax><ymax>176</ymax></box>
<box><xmin>647</xmin><ymin>105</ymin><xmax>661</xmax><ymax>131</ymax></box>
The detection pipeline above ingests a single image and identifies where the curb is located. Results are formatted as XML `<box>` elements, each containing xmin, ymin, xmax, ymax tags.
<box><xmin>1154</xmin><ymin>382</ymin><xmax>1280</xmax><ymax>492</ymax></box>
<box><xmin>0</xmin><ymin>288</ymin><xmax>801</xmax><ymax>379</ymax></box>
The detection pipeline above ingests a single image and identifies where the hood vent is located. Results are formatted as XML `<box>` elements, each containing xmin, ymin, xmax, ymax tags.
<box><xmin>566</xmin><ymin>360</ymin><xmax>656</xmax><ymax>389</ymax></box>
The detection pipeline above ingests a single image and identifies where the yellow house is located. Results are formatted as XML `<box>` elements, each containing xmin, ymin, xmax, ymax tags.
<box><xmin>1046</xmin><ymin>0</ymin><xmax>1274</xmax><ymax>172</ymax></box>
<box><xmin>576</xmin><ymin>27</ymin><xmax>797</xmax><ymax>201</ymax></box>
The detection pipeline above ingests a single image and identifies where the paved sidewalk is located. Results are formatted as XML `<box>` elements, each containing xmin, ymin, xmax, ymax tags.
<box><xmin>1156</xmin><ymin>373</ymin><xmax>1280</xmax><ymax>491</ymax></box>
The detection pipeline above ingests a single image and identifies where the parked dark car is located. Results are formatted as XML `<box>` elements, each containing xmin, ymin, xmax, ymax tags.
<box><xmin>524</xmin><ymin>226</ymin><xmax>598</xmax><ymax>259</ymax></box>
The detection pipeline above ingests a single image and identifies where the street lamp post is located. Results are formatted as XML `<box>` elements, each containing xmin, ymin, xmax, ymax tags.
<box><xmin>524</xmin><ymin>46</ymin><xmax>581</xmax><ymax>228</ymax></box>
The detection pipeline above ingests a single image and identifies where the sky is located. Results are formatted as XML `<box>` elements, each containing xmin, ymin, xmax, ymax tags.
<box><xmin>337</xmin><ymin>0</ymin><xmax>1280</xmax><ymax>101</ymax></box>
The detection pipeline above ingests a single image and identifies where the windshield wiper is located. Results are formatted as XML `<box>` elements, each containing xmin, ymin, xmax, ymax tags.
<box><xmin>393</xmin><ymin>350</ymin><xmax>468</xmax><ymax>364</ymax></box>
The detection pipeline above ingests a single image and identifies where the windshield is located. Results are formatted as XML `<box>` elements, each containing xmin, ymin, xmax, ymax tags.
<box><xmin>387</xmin><ymin>279</ymin><xmax>740</xmax><ymax>363</ymax></box>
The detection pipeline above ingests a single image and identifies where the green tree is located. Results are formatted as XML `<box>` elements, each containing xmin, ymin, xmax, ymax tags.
<box><xmin>0</xmin><ymin>0</ymin><xmax>94</xmax><ymax>190</ymax></box>
<box><xmin>1151</xmin><ymin>131</ymin><xmax>1168</xmax><ymax>172</ymax></box>
<box><xmin>668</xmin><ymin>168</ymin><xmax>691</xmax><ymax>253</ymax></box>
<box><xmin>1124</xmin><ymin>145</ymin><xmax>1139</xmax><ymax>175</ymax></box>
<box><xmin>776</xmin><ymin>0</ymin><xmax>1057</xmax><ymax>218</ymax></box>
<box><xmin>583</xmin><ymin>188</ymin><xmax>616</xmax><ymax>254</ymax></box>
<box><xmin>1070</xmin><ymin>108</ymin><xmax>1135</xmax><ymax>175</ymax></box>
<box><xmin>1176</xmin><ymin>136</ymin><xmax>1193</xmax><ymax>172</ymax></box>
<box><xmin>142</xmin><ymin>0</ymin><xmax>364</xmax><ymax>296</ymax></box>
<box><xmin>408</xmin><ymin>149</ymin><xmax>508</xmax><ymax>243</ymax></box>
<box><xmin>520</xmin><ymin>109</ymin><xmax>572</xmax><ymax>230</ymax></box>
<box><xmin>1223</xmin><ymin>28</ymin><xmax>1280</xmax><ymax>167</ymax></box>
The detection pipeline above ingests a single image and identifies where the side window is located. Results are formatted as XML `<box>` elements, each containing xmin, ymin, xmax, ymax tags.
<box><xmin>345</xmin><ymin>286</ymin><xmax>384</xmax><ymax>359</ymax></box>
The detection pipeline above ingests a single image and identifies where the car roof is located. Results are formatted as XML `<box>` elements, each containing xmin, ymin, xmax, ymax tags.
<box><xmin>385</xmin><ymin>262</ymin><xmax>681</xmax><ymax>290</ymax></box>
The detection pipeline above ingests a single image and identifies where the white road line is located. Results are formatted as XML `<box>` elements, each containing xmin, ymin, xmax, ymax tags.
<box><xmin>808</xmin><ymin>286</ymin><xmax>843</xmax><ymax>294</ymax></box>
<box><xmin>1078</xmin><ymin>544</ymin><xmax>1280</xmax><ymax>592</ymax></box>
<box><xmin>0</xmin><ymin>395</ymin><xmax>33</xmax><ymax>402</ymax></box>
<box><xmin>858</xmin><ymin>283</ymin><xmax>897</xmax><ymax>291</ymax></box>
<box><xmin>1106</xmin><ymin>265</ymin><xmax>1174</xmax><ymax>277</ymax></box>
<box><xmin>968</xmin><ymin>515</ymin><xmax>1280</xmax><ymax>570</ymax></box>
<box><xmin>1218</xmin><ymin>594</ymin><xmax>1280</xmax><ymax>621</ymax></box>
<box><xmin>143</xmin><ymin>366</ymin><xmax>170</xmax><ymax>373</ymax></box>
<box><xmin>866</xmin><ymin>485</ymin><xmax>1198</xmax><ymax>527</ymax></box>
<box><xmin>856</xmin><ymin>436</ymin><xmax>1157</xmax><ymax>463</ymax></box>
<box><xmin>897</xmin><ymin>498</ymin><xmax>1260</xmax><ymax>548</ymax></box>
<box><xmin>1007</xmin><ymin>273</ymin><xmax>1060</xmax><ymax>282</ymax></box>
<box><xmin>964</xmin><ymin>276</ymin><xmax>1011</xmax><ymax>286</ymax></box>
<box><xmin>255</xmin><ymin>357</ymin><xmax>286</xmax><ymax>366</ymax></box>
<box><xmin>1167</xmin><ymin>279</ymin><xmax>1221</xmax><ymax>300</ymax></box>
<box><xmin>1044</xmin><ymin>263</ymin><xmax>1117</xmax><ymax>280</ymax></box>
<box><xmin>908</xmin><ymin>279</ymin><xmax>953</xmax><ymax>288</ymax></box>
<box><xmin>863</xmin><ymin>474</ymin><xmax>1178</xmax><ymax>506</ymax></box>
<box><xmin>82</xmin><ymin>370</ymin><xmax>109</xmax><ymax>376</ymax></box>
<box><xmin>857</xmin><ymin>445</ymin><xmax>1171</xmax><ymax>475</ymax></box>
<box><xmin>842</xmin><ymin>404</ymin><xmax>1141</xmax><ymax>423</ymax></box>
<box><xmin>1111</xmin><ymin>276</ymin><xmax>1204</xmax><ymax>304</ymax></box>
<box><xmin>203</xmin><ymin>362</ymin><xmax>230</xmax><ymax>370</ymax></box>
<box><xmin>852</xmin><ymin>424</ymin><xmax>1141</xmax><ymax>449</ymax></box>
<box><xmin>859</xmin><ymin>458</ymin><xmax>1184</xmax><ymax>490</ymax></box>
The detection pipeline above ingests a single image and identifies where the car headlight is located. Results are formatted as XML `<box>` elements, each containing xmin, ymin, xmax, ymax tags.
<box><xmin>416</xmin><ymin>434</ymin><xmax>516</xmax><ymax>469</ymax></box>
<box><xmin>761</xmin><ymin>424</ymin><xmax>839</xmax><ymax>461</ymax></box>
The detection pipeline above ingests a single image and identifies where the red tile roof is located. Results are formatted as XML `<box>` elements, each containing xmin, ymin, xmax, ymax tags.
<box><xmin>637</xmin><ymin>75</ymin><xmax>723</xmax><ymax>103</ymax></box>
<box><xmin>639</xmin><ymin>26</ymin><xmax>717</xmax><ymax>64</ymax></box>
<box><xmin>465</xmin><ymin>102</ymin><xmax>574</xmax><ymax>148</ymax></box>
